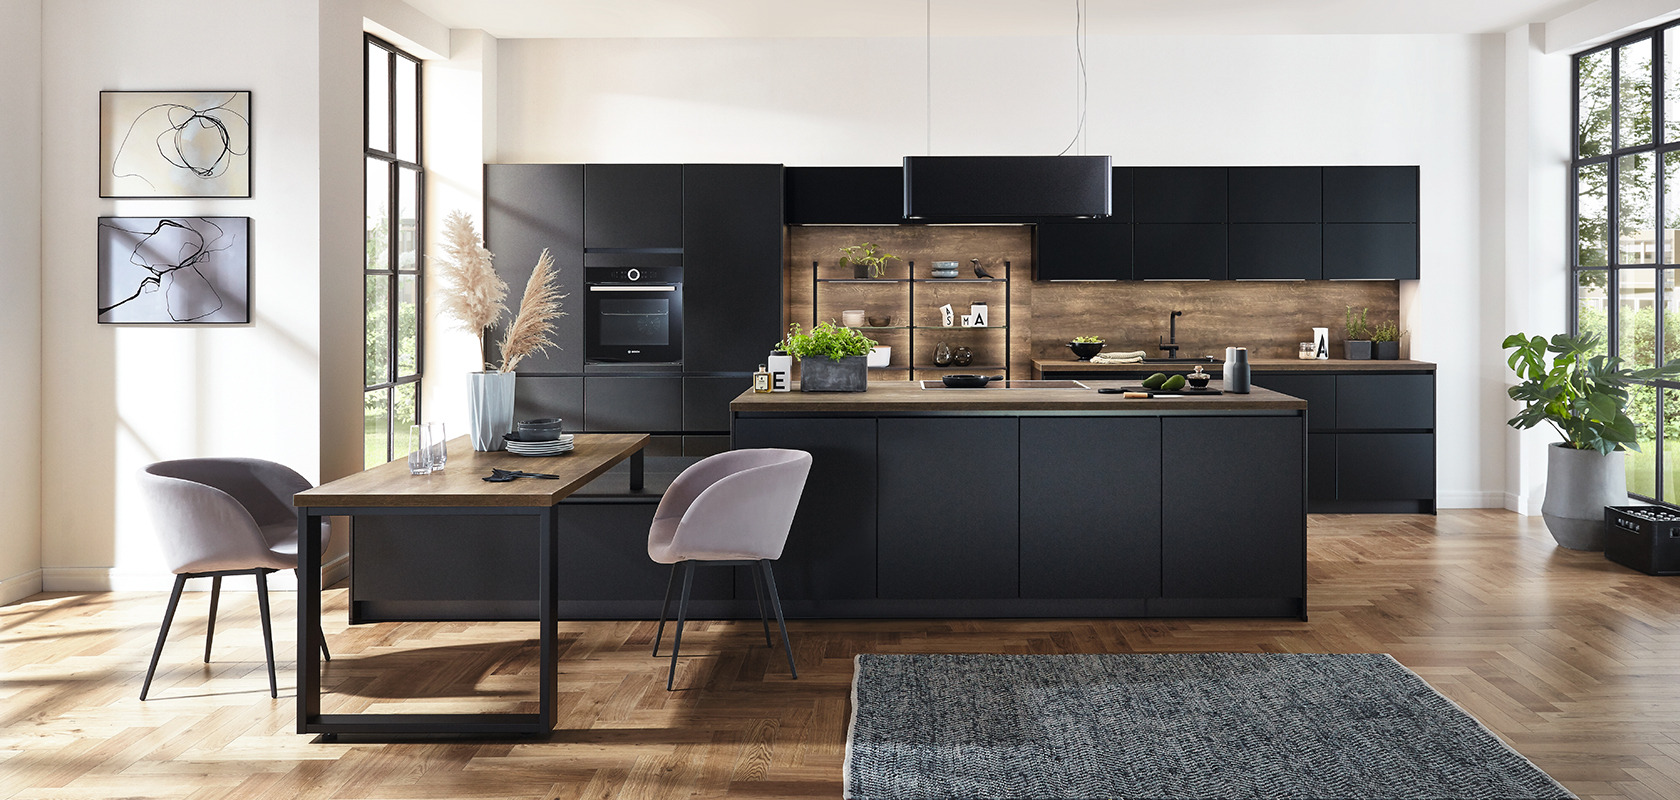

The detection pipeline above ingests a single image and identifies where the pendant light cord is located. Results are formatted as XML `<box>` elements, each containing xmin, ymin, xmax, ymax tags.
<box><xmin>1055</xmin><ymin>0</ymin><xmax>1087</xmax><ymax>156</ymax></box>
<box><xmin>926</xmin><ymin>0</ymin><xmax>932</xmax><ymax>156</ymax></box>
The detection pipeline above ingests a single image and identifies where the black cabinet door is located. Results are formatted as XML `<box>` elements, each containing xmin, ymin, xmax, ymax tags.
<box><xmin>1335</xmin><ymin>374</ymin><xmax>1435</xmax><ymax>430</ymax></box>
<box><xmin>584</xmin><ymin>376</ymin><xmax>682</xmax><ymax>432</ymax></box>
<box><xmin>1134</xmin><ymin>167</ymin><xmax>1227</xmax><ymax>223</ymax></box>
<box><xmin>683</xmin><ymin>164</ymin><xmax>784</xmax><ymax>372</ymax></box>
<box><xmin>1323</xmin><ymin>223</ymin><xmax>1418</xmax><ymax>280</ymax></box>
<box><xmin>484</xmin><ymin>164</ymin><xmax>586</xmax><ymax>373</ymax></box>
<box><xmin>1252</xmin><ymin>374</ymin><xmax>1336</xmax><ymax>432</ymax></box>
<box><xmin>683</xmin><ymin>376</ymin><xmax>748</xmax><ymax>433</ymax></box>
<box><xmin>1020</xmin><ymin>418</ymin><xmax>1161</xmax><ymax>598</ymax></box>
<box><xmin>1134</xmin><ymin>224</ymin><xmax>1227</xmax><ymax>280</ymax></box>
<box><xmin>732</xmin><ymin>417</ymin><xmax>878</xmax><ymax>601</ymax></box>
<box><xmin>1337</xmin><ymin>433</ymin><xmax>1435</xmax><ymax>501</ymax></box>
<box><xmin>513</xmin><ymin>376</ymin><xmax>584</xmax><ymax>433</ymax></box>
<box><xmin>878</xmin><ymin>418</ymin><xmax>1019</xmax><ymax>599</ymax></box>
<box><xmin>1161</xmin><ymin>416</ymin><xmax>1304</xmax><ymax>599</ymax></box>
<box><xmin>583</xmin><ymin>164</ymin><xmax>683</xmax><ymax>249</ymax></box>
<box><xmin>1228</xmin><ymin>224</ymin><xmax>1321</xmax><ymax>280</ymax></box>
<box><xmin>783</xmin><ymin>166</ymin><xmax>903</xmax><ymax>224</ymax></box>
<box><xmin>1034</xmin><ymin>222</ymin><xmax>1132</xmax><ymax>280</ymax></box>
<box><xmin>1309</xmin><ymin>433</ymin><xmax>1337</xmax><ymax>502</ymax></box>
<box><xmin>1229</xmin><ymin>167</ymin><xmax>1322</xmax><ymax>223</ymax></box>
<box><xmin>1323</xmin><ymin>166</ymin><xmax>1418</xmax><ymax>223</ymax></box>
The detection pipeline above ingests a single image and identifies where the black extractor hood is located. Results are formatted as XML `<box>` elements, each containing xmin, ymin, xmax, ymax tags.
<box><xmin>903</xmin><ymin>155</ymin><xmax>1112</xmax><ymax>219</ymax></box>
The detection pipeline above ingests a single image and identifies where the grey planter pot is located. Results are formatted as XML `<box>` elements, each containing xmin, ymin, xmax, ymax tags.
<box><xmin>1541</xmin><ymin>443</ymin><xmax>1626</xmax><ymax>550</ymax></box>
<box><xmin>800</xmin><ymin>355</ymin><xmax>868</xmax><ymax>392</ymax></box>
<box><xmin>1374</xmin><ymin>341</ymin><xmax>1400</xmax><ymax>360</ymax></box>
<box><xmin>1345</xmin><ymin>340</ymin><xmax>1373</xmax><ymax>360</ymax></box>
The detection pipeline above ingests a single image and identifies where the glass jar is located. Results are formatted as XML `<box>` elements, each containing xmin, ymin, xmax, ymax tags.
<box><xmin>1298</xmin><ymin>342</ymin><xmax>1315</xmax><ymax>360</ymax></box>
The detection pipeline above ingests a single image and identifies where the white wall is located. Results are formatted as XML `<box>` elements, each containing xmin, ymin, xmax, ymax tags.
<box><xmin>496</xmin><ymin>33</ymin><xmax>1504</xmax><ymax>506</ymax></box>
<box><xmin>37</xmin><ymin>0</ymin><xmax>360</xmax><ymax>591</ymax></box>
<box><xmin>0</xmin><ymin>0</ymin><xmax>44</xmax><ymax>605</ymax></box>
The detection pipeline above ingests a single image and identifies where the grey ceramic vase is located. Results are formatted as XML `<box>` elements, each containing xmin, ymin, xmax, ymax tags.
<box><xmin>1540</xmin><ymin>443</ymin><xmax>1626</xmax><ymax>550</ymax></box>
<box><xmin>468</xmin><ymin>371</ymin><xmax>517</xmax><ymax>451</ymax></box>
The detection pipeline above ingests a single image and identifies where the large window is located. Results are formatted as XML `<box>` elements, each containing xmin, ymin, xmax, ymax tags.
<box><xmin>364</xmin><ymin>36</ymin><xmax>423</xmax><ymax>469</ymax></box>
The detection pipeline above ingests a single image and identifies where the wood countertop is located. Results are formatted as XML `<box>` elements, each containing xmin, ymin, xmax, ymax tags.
<box><xmin>730</xmin><ymin>381</ymin><xmax>1305</xmax><ymax>413</ymax></box>
<box><xmin>1033</xmin><ymin>358</ymin><xmax>1436</xmax><ymax>373</ymax></box>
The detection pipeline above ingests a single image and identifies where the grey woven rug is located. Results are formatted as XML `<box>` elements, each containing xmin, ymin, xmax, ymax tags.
<box><xmin>845</xmin><ymin>653</ymin><xmax>1574</xmax><ymax>800</ymax></box>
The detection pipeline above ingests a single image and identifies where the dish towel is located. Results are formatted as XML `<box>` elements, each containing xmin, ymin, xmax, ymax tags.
<box><xmin>1090</xmin><ymin>350</ymin><xmax>1147</xmax><ymax>364</ymax></box>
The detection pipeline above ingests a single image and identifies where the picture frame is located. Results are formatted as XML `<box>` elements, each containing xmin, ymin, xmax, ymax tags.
<box><xmin>99</xmin><ymin>91</ymin><xmax>251</xmax><ymax>198</ymax></box>
<box><xmin>97</xmin><ymin>216</ymin><xmax>251</xmax><ymax>324</ymax></box>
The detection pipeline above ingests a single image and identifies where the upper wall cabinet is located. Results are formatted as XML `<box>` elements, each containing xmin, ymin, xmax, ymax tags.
<box><xmin>1134</xmin><ymin>167</ymin><xmax>1226</xmax><ymax>223</ymax></box>
<box><xmin>1323</xmin><ymin>166</ymin><xmax>1418</xmax><ymax>223</ymax></box>
<box><xmin>1323</xmin><ymin>224</ymin><xmax>1419</xmax><ymax>280</ymax></box>
<box><xmin>1229</xmin><ymin>167</ymin><xmax>1322</xmax><ymax>223</ymax></box>
<box><xmin>784</xmin><ymin>166</ymin><xmax>904</xmax><ymax>225</ymax></box>
<box><xmin>584</xmin><ymin>164</ymin><xmax>684</xmax><ymax>249</ymax></box>
<box><xmin>683</xmin><ymin>164</ymin><xmax>784</xmax><ymax>371</ymax></box>
<box><xmin>1034</xmin><ymin>222</ymin><xmax>1132</xmax><ymax>280</ymax></box>
<box><xmin>1228</xmin><ymin>224</ymin><xmax>1321</xmax><ymax>280</ymax></box>
<box><xmin>484</xmin><ymin>164</ymin><xmax>587</xmax><ymax>373</ymax></box>
<box><xmin>1134</xmin><ymin>224</ymin><xmax>1227</xmax><ymax>280</ymax></box>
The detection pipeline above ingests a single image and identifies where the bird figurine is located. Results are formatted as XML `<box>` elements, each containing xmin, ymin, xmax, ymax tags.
<box><xmin>971</xmin><ymin>259</ymin><xmax>995</xmax><ymax>279</ymax></box>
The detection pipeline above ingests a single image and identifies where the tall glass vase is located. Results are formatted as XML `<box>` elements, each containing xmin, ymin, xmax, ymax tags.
<box><xmin>468</xmin><ymin>371</ymin><xmax>517</xmax><ymax>451</ymax></box>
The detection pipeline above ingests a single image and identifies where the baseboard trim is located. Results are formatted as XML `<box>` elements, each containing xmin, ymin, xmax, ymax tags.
<box><xmin>1504</xmin><ymin>491</ymin><xmax>1543</xmax><ymax>516</ymax></box>
<box><xmin>1437</xmin><ymin>491</ymin><xmax>1507</xmax><ymax>509</ymax></box>
<box><xmin>0</xmin><ymin>569</ymin><xmax>44</xmax><ymax>606</ymax></box>
<box><xmin>41</xmin><ymin>555</ymin><xmax>351</xmax><ymax>593</ymax></box>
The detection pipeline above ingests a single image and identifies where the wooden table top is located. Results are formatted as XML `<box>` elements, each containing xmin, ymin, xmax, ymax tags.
<box><xmin>294</xmin><ymin>434</ymin><xmax>649</xmax><ymax>509</ymax></box>
<box><xmin>730</xmin><ymin>382</ymin><xmax>1305</xmax><ymax>413</ymax></box>
<box><xmin>1033</xmin><ymin>358</ymin><xmax>1436</xmax><ymax>373</ymax></box>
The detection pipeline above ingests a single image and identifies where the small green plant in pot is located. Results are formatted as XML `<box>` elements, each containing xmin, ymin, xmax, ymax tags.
<box><xmin>778</xmin><ymin>323</ymin><xmax>879</xmax><ymax>392</ymax></box>
<box><xmin>1369</xmin><ymin>320</ymin><xmax>1405</xmax><ymax>360</ymax></box>
<box><xmin>1504</xmin><ymin>331</ymin><xmax>1680</xmax><ymax>549</ymax></box>
<box><xmin>1344</xmin><ymin>306</ymin><xmax>1372</xmax><ymax>360</ymax></box>
<box><xmin>839</xmin><ymin>243</ymin><xmax>900</xmax><ymax>279</ymax></box>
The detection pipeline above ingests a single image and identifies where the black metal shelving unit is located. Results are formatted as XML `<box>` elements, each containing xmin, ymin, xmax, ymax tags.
<box><xmin>811</xmin><ymin>261</ymin><xmax>1011</xmax><ymax>379</ymax></box>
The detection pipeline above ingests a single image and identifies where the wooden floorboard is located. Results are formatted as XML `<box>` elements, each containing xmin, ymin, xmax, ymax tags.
<box><xmin>3</xmin><ymin>510</ymin><xmax>1678</xmax><ymax>799</ymax></box>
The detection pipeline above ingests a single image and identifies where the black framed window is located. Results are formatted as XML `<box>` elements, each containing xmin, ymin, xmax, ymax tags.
<box><xmin>1573</xmin><ymin>23</ymin><xmax>1680</xmax><ymax>504</ymax></box>
<box><xmin>364</xmin><ymin>35</ymin><xmax>424</xmax><ymax>468</ymax></box>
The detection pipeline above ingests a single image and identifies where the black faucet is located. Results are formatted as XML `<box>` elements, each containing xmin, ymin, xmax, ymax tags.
<box><xmin>1159</xmin><ymin>310</ymin><xmax>1183</xmax><ymax>358</ymax></box>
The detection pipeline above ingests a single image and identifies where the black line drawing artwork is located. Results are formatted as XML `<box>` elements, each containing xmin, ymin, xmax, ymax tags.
<box><xmin>100</xmin><ymin>91</ymin><xmax>251</xmax><ymax>198</ymax></box>
<box><xmin>98</xmin><ymin>217</ymin><xmax>249</xmax><ymax>324</ymax></box>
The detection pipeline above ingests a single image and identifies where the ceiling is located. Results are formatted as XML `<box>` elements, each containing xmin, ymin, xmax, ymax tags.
<box><xmin>400</xmin><ymin>0</ymin><xmax>1604</xmax><ymax>39</ymax></box>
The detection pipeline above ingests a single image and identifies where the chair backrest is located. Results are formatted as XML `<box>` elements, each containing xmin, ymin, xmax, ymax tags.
<box><xmin>653</xmin><ymin>449</ymin><xmax>813</xmax><ymax>562</ymax></box>
<box><xmin>138</xmin><ymin>459</ymin><xmax>309</xmax><ymax>574</ymax></box>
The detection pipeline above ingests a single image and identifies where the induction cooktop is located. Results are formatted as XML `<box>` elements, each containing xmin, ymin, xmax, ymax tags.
<box><xmin>918</xmin><ymin>380</ymin><xmax>1090</xmax><ymax>390</ymax></box>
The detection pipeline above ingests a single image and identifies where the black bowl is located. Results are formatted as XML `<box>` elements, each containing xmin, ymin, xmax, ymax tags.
<box><xmin>1068</xmin><ymin>342</ymin><xmax>1104</xmax><ymax>361</ymax></box>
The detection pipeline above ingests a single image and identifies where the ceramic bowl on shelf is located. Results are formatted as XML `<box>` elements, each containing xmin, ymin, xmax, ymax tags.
<box><xmin>867</xmin><ymin>315</ymin><xmax>891</xmax><ymax>327</ymax></box>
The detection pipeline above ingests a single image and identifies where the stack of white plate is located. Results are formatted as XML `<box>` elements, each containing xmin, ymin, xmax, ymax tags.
<box><xmin>503</xmin><ymin>434</ymin><xmax>574</xmax><ymax>457</ymax></box>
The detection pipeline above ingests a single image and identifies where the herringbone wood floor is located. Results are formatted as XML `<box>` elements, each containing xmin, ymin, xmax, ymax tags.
<box><xmin>2</xmin><ymin>510</ymin><xmax>1678</xmax><ymax>799</ymax></box>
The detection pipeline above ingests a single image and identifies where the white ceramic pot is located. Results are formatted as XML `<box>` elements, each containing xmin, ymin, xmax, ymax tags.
<box><xmin>468</xmin><ymin>371</ymin><xmax>517</xmax><ymax>451</ymax></box>
<box><xmin>1540</xmin><ymin>442</ymin><xmax>1626</xmax><ymax>550</ymax></box>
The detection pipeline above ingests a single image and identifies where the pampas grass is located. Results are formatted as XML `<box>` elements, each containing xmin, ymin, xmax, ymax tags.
<box><xmin>497</xmin><ymin>248</ymin><xmax>567</xmax><ymax>373</ymax></box>
<box><xmin>436</xmin><ymin>210</ymin><xmax>507</xmax><ymax>367</ymax></box>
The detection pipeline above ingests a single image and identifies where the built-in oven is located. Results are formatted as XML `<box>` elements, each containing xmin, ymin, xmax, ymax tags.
<box><xmin>585</xmin><ymin>266</ymin><xmax>683</xmax><ymax>364</ymax></box>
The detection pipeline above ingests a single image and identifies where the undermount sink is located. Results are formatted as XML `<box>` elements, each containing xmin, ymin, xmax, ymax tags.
<box><xmin>1139</xmin><ymin>357</ymin><xmax>1219</xmax><ymax>363</ymax></box>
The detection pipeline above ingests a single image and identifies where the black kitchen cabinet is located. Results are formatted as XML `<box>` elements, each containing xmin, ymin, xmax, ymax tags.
<box><xmin>878</xmin><ymin>418</ymin><xmax>1019</xmax><ymax>599</ymax></box>
<box><xmin>1229</xmin><ymin>224</ymin><xmax>1321</xmax><ymax>280</ymax></box>
<box><xmin>783</xmin><ymin>166</ymin><xmax>903</xmax><ymax>225</ymax></box>
<box><xmin>1034</xmin><ymin>222</ymin><xmax>1132</xmax><ymax>280</ymax></box>
<box><xmin>731</xmin><ymin>417</ymin><xmax>878</xmax><ymax>601</ymax></box>
<box><xmin>1324</xmin><ymin>166</ymin><xmax>1418</xmax><ymax>223</ymax></box>
<box><xmin>583</xmin><ymin>164</ymin><xmax>683</xmax><ymax>249</ymax></box>
<box><xmin>1020</xmin><ymin>418</ymin><xmax>1161</xmax><ymax>598</ymax></box>
<box><xmin>1335</xmin><ymin>373</ymin><xmax>1434</xmax><ymax>430</ymax></box>
<box><xmin>584</xmin><ymin>376</ymin><xmax>682</xmax><ymax>432</ymax></box>
<box><xmin>1308</xmin><ymin>433</ymin><xmax>1337</xmax><ymax>502</ymax></box>
<box><xmin>484</xmin><ymin>164</ymin><xmax>586</xmax><ymax>373</ymax></box>
<box><xmin>1251</xmin><ymin>375</ymin><xmax>1335</xmax><ymax>431</ymax></box>
<box><xmin>1161</xmin><ymin>416</ymin><xmax>1304</xmax><ymax>599</ymax></box>
<box><xmin>1338</xmin><ymin>433</ymin><xmax>1435</xmax><ymax>502</ymax></box>
<box><xmin>1135</xmin><ymin>224</ymin><xmax>1227</xmax><ymax>280</ymax></box>
<box><xmin>1324</xmin><ymin>223</ymin><xmax>1419</xmax><ymax>280</ymax></box>
<box><xmin>1134</xmin><ymin>167</ymin><xmax>1227</xmax><ymax>223</ymax></box>
<box><xmin>683</xmin><ymin>164</ymin><xmax>784</xmax><ymax>372</ymax></box>
<box><xmin>683</xmin><ymin>376</ymin><xmax>747</xmax><ymax>433</ymax></box>
<box><xmin>513</xmin><ymin>376</ymin><xmax>584</xmax><ymax>432</ymax></box>
<box><xmin>1229</xmin><ymin>167</ymin><xmax>1322</xmax><ymax>223</ymax></box>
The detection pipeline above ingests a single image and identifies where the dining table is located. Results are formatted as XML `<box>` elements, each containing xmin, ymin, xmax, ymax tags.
<box><xmin>292</xmin><ymin>433</ymin><xmax>648</xmax><ymax>738</ymax></box>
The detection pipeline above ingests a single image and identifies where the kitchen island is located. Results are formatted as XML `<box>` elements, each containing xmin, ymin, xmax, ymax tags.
<box><xmin>732</xmin><ymin>380</ymin><xmax>1308</xmax><ymax>619</ymax></box>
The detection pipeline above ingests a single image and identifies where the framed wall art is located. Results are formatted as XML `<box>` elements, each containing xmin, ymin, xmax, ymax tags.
<box><xmin>97</xmin><ymin>217</ymin><xmax>250</xmax><ymax>324</ymax></box>
<box><xmin>99</xmin><ymin>91</ymin><xmax>251</xmax><ymax>198</ymax></box>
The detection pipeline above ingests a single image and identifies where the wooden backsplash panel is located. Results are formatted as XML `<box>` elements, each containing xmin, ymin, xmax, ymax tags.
<box><xmin>786</xmin><ymin>226</ymin><xmax>1400</xmax><ymax>375</ymax></box>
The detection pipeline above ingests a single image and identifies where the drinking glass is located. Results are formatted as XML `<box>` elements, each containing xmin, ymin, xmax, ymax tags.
<box><xmin>427</xmin><ymin>422</ymin><xmax>447</xmax><ymax>471</ymax></box>
<box><xmin>407</xmin><ymin>424</ymin><xmax>432</xmax><ymax>474</ymax></box>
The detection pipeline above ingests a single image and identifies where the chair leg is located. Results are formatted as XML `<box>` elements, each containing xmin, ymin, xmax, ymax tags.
<box><xmin>749</xmin><ymin>561</ymin><xmax>772</xmax><ymax>647</ymax></box>
<box><xmin>666</xmin><ymin>561</ymin><xmax>695</xmax><ymax>691</ymax></box>
<box><xmin>203</xmin><ymin>575</ymin><xmax>222</xmax><ymax>663</ymax></box>
<box><xmin>140</xmin><ymin>574</ymin><xmax>189</xmax><ymax>701</ymax></box>
<box><xmin>759</xmin><ymin>561</ymin><xmax>797</xmax><ymax>680</ymax></box>
<box><xmin>254</xmin><ymin>571</ymin><xmax>278</xmax><ymax>699</ymax></box>
<box><xmin>653</xmin><ymin>563</ymin><xmax>678</xmax><ymax>656</ymax></box>
<box><xmin>298</xmin><ymin>570</ymin><xmax>330</xmax><ymax>662</ymax></box>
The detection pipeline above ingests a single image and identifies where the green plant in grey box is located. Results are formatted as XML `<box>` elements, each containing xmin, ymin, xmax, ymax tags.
<box><xmin>1504</xmin><ymin>331</ymin><xmax>1680</xmax><ymax>549</ymax></box>
<box><xmin>1370</xmin><ymin>320</ymin><xmax>1405</xmax><ymax>360</ymax></box>
<box><xmin>1344</xmin><ymin>306</ymin><xmax>1372</xmax><ymax>360</ymax></box>
<box><xmin>779</xmin><ymin>323</ymin><xmax>878</xmax><ymax>392</ymax></box>
<box><xmin>839</xmin><ymin>242</ymin><xmax>901</xmax><ymax>279</ymax></box>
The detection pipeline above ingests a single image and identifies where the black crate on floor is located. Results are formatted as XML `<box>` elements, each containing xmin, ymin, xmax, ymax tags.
<box><xmin>1604</xmin><ymin>506</ymin><xmax>1680</xmax><ymax>576</ymax></box>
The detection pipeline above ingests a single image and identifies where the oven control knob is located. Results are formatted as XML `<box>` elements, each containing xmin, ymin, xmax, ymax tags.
<box><xmin>626</xmin><ymin>268</ymin><xmax>641</xmax><ymax>281</ymax></box>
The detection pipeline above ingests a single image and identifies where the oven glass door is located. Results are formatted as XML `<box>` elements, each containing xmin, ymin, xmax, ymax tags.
<box><xmin>587</xmin><ymin>285</ymin><xmax>682</xmax><ymax>363</ymax></box>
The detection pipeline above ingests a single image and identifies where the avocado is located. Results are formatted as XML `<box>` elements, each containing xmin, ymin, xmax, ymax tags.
<box><xmin>1141</xmin><ymin>372</ymin><xmax>1168</xmax><ymax>389</ymax></box>
<box><xmin>1162</xmin><ymin>374</ymin><xmax>1187</xmax><ymax>391</ymax></box>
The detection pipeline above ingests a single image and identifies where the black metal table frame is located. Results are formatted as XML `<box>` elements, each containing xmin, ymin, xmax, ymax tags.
<box><xmin>296</xmin><ymin>451</ymin><xmax>643</xmax><ymax>738</ymax></box>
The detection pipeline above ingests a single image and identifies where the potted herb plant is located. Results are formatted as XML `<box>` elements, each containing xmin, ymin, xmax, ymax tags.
<box><xmin>1370</xmin><ymin>320</ymin><xmax>1404</xmax><ymax>360</ymax></box>
<box><xmin>839</xmin><ymin>242</ymin><xmax>900</xmax><ymax>279</ymax></box>
<box><xmin>1504</xmin><ymin>332</ymin><xmax>1680</xmax><ymax>549</ymax></box>
<box><xmin>1344</xmin><ymin>306</ymin><xmax>1372</xmax><ymax>360</ymax></box>
<box><xmin>779</xmin><ymin>322</ymin><xmax>878</xmax><ymax>392</ymax></box>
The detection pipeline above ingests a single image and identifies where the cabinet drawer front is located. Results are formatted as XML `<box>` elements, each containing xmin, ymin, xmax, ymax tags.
<box><xmin>1020</xmin><ymin>418</ymin><xmax>1161</xmax><ymax>599</ymax></box>
<box><xmin>878</xmin><ymin>417</ymin><xmax>1020</xmax><ymax>600</ymax></box>
<box><xmin>1335</xmin><ymin>374</ymin><xmax>1434</xmax><ymax>430</ymax></box>
<box><xmin>584</xmin><ymin>376</ymin><xmax>683</xmax><ymax>432</ymax></box>
<box><xmin>1252</xmin><ymin>375</ymin><xmax>1335</xmax><ymax>431</ymax></box>
<box><xmin>1161</xmin><ymin>416</ymin><xmax>1303</xmax><ymax>599</ymax></box>
<box><xmin>1337</xmin><ymin>433</ymin><xmax>1435</xmax><ymax>500</ymax></box>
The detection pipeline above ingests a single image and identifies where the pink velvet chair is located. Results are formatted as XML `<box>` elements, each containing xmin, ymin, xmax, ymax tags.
<box><xmin>136</xmin><ymin>458</ymin><xmax>331</xmax><ymax>700</ymax></box>
<box><xmin>648</xmin><ymin>448</ymin><xmax>812</xmax><ymax>690</ymax></box>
